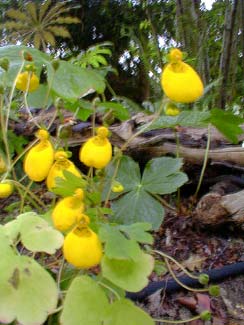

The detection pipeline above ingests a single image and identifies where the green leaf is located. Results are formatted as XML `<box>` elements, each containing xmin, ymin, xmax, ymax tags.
<box><xmin>17</xmin><ymin>212</ymin><xmax>64</xmax><ymax>254</ymax></box>
<box><xmin>64</xmin><ymin>99</ymin><xmax>93</xmax><ymax>121</ymax></box>
<box><xmin>103</xmin><ymin>155</ymin><xmax>141</xmax><ymax>200</ymax></box>
<box><xmin>118</xmin><ymin>223</ymin><xmax>153</xmax><ymax>244</ymax></box>
<box><xmin>0</xmin><ymin>228</ymin><xmax>58</xmax><ymax>325</ymax></box>
<box><xmin>27</xmin><ymin>84</ymin><xmax>53</xmax><ymax>108</ymax></box>
<box><xmin>99</xmin><ymin>224</ymin><xmax>142</xmax><ymax>260</ymax></box>
<box><xmin>52</xmin><ymin>170</ymin><xmax>87</xmax><ymax>197</ymax></box>
<box><xmin>210</xmin><ymin>108</ymin><xmax>244</xmax><ymax>143</ymax></box>
<box><xmin>102</xmin><ymin>251</ymin><xmax>154</xmax><ymax>292</ymax></box>
<box><xmin>51</xmin><ymin>61</ymin><xmax>106</xmax><ymax>101</ymax></box>
<box><xmin>146</xmin><ymin>110</ymin><xmax>210</xmax><ymax>131</ymax></box>
<box><xmin>2</xmin><ymin>219</ymin><xmax>20</xmax><ymax>244</ymax></box>
<box><xmin>141</xmin><ymin>157</ymin><xmax>188</xmax><ymax>194</ymax></box>
<box><xmin>97</xmin><ymin>102</ymin><xmax>130</xmax><ymax>121</ymax></box>
<box><xmin>111</xmin><ymin>189</ymin><xmax>164</xmax><ymax>230</ymax></box>
<box><xmin>60</xmin><ymin>275</ymin><xmax>109</xmax><ymax>325</ymax></box>
<box><xmin>104</xmin><ymin>299</ymin><xmax>154</xmax><ymax>325</ymax></box>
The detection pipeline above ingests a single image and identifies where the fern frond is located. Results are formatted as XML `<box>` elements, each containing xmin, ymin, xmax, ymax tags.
<box><xmin>42</xmin><ymin>2</ymin><xmax>68</xmax><ymax>24</ymax></box>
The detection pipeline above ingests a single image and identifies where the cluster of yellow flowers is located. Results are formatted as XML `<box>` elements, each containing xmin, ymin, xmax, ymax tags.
<box><xmin>22</xmin><ymin>126</ymin><xmax>112</xmax><ymax>268</ymax></box>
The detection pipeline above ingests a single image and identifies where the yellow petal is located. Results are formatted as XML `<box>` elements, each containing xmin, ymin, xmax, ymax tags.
<box><xmin>161</xmin><ymin>61</ymin><xmax>204</xmax><ymax>103</ymax></box>
<box><xmin>46</xmin><ymin>159</ymin><xmax>82</xmax><ymax>190</ymax></box>
<box><xmin>52</xmin><ymin>196</ymin><xmax>85</xmax><ymax>231</ymax></box>
<box><xmin>24</xmin><ymin>140</ymin><xmax>54</xmax><ymax>182</ymax></box>
<box><xmin>79</xmin><ymin>137</ymin><xmax>112</xmax><ymax>169</ymax></box>
<box><xmin>63</xmin><ymin>226</ymin><xmax>103</xmax><ymax>268</ymax></box>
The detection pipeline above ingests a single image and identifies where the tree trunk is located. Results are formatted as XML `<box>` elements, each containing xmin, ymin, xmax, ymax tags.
<box><xmin>219</xmin><ymin>0</ymin><xmax>239</xmax><ymax>108</ymax></box>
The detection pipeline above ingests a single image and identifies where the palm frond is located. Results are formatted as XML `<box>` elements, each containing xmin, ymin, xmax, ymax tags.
<box><xmin>6</xmin><ymin>9</ymin><xmax>28</xmax><ymax>21</ymax></box>
<box><xmin>33</xmin><ymin>33</ymin><xmax>41</xmax><ymax>49</ymax></box>
<box><xmin>0</xmin><ymin>21</ymin><xmax>28</xmax><ymax>30</ymax></box>
<box><xmin>43</xmin><ymin>30</ymin><xmax>56</xmax><ymax>46</ymax></box>
<box><xmin>42</xmin><ymin>2</ymin><xmax>68</xmax><ymax>24</ymax></box>
<box><xmin>52</xmin><ymin>16</ymin><xmax>80</xmax><ymax>25</ymax></box>
<box><xmin>47</xmin><ymin>26</ymin><xmax>71</xmax><ymax>38</ymax></box>
<box><xmin>26</xmin><ymin>2</ymin><xmax>38</xmax><ymax>23</ymax></box>
<box><xmin>39</xmin><ymin>0</ymin><xmax>51</xmax><ymax>22</ymax></box>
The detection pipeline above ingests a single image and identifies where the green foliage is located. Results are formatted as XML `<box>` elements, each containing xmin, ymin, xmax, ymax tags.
<box><xmin>60</xmin><ymin>275</ymin><xmax>109</xmax><ymax>325</ymax></box>
<box><xmin>209</xmin><ymin>108</ymin><xmax>244</xmax><ymax>143</ymax></box>
<box><xmin>104</xmin><ymin>298</ymin><xmax>154</xmax><ymax>325</ymax></box>
<box><xmin>3</xmin><ymin>212</ymin><xmax>64</xmax><ymax>254</ymax></box>
<box><xmin>101</xmin><ymin>251</ymin><xmax>154</xmax><ymax>292</ymax></box>
<box><xmin>0</xmin><ymin>227</ymin><xmax>58</xmax><ymax>325</ymax></box>
<box><xmin>72</xmin><ymin>42</ymin><xmax>112</xmax><ymax>69</ymax></box>
<box><xmin>51</xmin><ymin>61</ymin><xmax>106</xmax><ymax>101</ymax></box>
<box><xmin>104</xmin><ymin>156</ymin><xmax>188</xmax><ymax>229</ymax></box>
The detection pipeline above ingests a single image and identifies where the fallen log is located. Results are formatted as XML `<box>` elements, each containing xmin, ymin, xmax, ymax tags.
<box><xmin>195</xmin><ymin>189</ymin><xmax>244</xmax><ymax>226</ymax></box>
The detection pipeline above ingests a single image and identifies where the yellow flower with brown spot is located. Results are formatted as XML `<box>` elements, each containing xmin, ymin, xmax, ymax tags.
<box><xmin>52</xmin><ymin>188</ymin><xmax>86</xmax><ymax>231</ymax></box>
<box><xmin>24</xmin><ymin>129</ymin><xmax>54</xmax><ymax>182</ymax></box>
<box><xmin>63</xmin><ymin>225</ymin><xmax>103</xmax><ymax>269</ymax></box>
<box><xmin>46</xmin><ymin>150</ymin><xmax>82</xmax><ymax>191</ymax></box>
<box><xmin>15</xmin><ymin>71</ymin><xmax>39</xmax><ymax>92</ymax></box>
<box><xmin>79</xmin><ymin>126</ymin><xmax>112</xmax><ymax>169</ymax></box>
<box><xmin>161</xmin><ymin>49</ymin><xmax>204</xmax><ymax>103</ymax></box>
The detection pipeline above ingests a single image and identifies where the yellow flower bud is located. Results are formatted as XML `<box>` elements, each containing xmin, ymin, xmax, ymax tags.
<box><xmin>15</xmin><ymin>71</ymin><xmax>39</xmax><ymax>92</ymax></box>
<box><xmin>79</xmin><ymin>127</ymin><xmax>112</xmax><ymax>169</ymax></box>
<box><xmin>0</xmin><ymin>181</ymin><xmax>14</xmax><ymax>198</ymax></box>
<box><xmin>161</xmin><ymin>48</ymin><xmax>204</xmax><ymax>103</ymax></box>
<box><xmin>112</xmin><ymin>181</ymin><xmax>124</xmax><ymax>193</ymax></box>
<box><xmin>46</xmin><ymin>150</ymin><xmax>82</xmax><ymax>191</ymax></box>
<box><xmin>165</xmin><ymin>103</ymin><xmax>181</xmax><ymax>116</ymax></box>
<box><xmin>24</xmin><ymin>129</ymin><xmax>54</xmax><ymax>182</ymax></box>
<box><xmin>63</xmin><ymin>225</ymin><xmax>103</xmax><ymax>269</ymax></box>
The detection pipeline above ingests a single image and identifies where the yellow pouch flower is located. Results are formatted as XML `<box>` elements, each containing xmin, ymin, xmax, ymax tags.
<box><xmin>15</xmin><ymin>71</ymin><xmax>39</xmax><ymax>92</ymax></box>
<box><xmin>46</xmin><ymin>150</ymin><xmax>82</xmax><ymax>190</ymax></box>
<box><xmin>24</xmin><ymin>129</ymin><xmax>54</xmax><ymax>182</ymax></box>
<box><xmin>0</xmin><ymin>181</ymin><xmax>13</xmax><ymax>198</ymax></box>
<box><xmin>63</xmin><ymin>225</ymin><xmax>103</xmax><ymax>269</ymax></box>
<box><xmin>79</xmin><ymin>126</ymin><xmax>112</xmax><ymax>169</ymax></box>
<box><xmin>161</xmin><ymin>49</ymin><xmax>204</xmax><ymax>103</ymax></box>
<box><xmin>52</xmin><ymin>188</ymin><xmax>86</xmax><ymax>231</ymax></box>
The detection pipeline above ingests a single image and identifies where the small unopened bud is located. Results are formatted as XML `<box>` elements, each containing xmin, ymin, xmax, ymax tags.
<box><xmin>200</xmin><ymin>310</ymin><xmax>211</xmax><ymax>321</ymax></box>
<box><xmin>198</xmin><ymin>273</ymin><xmax>209</xmax><ymax>285</ymax></box>
<box><xmin>209</xmin><ymin>285</ymin><xmax>220</xmax><ymax>296</ymax></box>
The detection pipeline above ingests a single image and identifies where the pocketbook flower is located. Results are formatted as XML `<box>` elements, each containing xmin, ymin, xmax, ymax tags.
<box><xmin>52</xmin><ymin>188</ymin><xmax>86</xmax><ymax>231</ymax></box>
<box><xmin>46</xmin><ymin>150</ymin><xmax>82</xmax><ymax>191</ymax></box>
<box><xmin>161</xmin><ymin>48</ymin><xmax>204</xmax><ymax>103</ymax></box>
<box><xmin>24</xmin><ymin>129</ymin><xmax>54</xmax><ymax>182</ymax></box>
<box><xmin>79</xmin><ymin>126</ymin><xmax>112</xmax><ymax>169</ymax></box>
<box><xmin>16</xmin><ymin>71</ymin><xmax>39</xmax><ymax>92</ymax></box>
<box><xmin>63</xmin><ymin>225</ymin><xmax>103</xmax><ymax>269</ymax></box>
